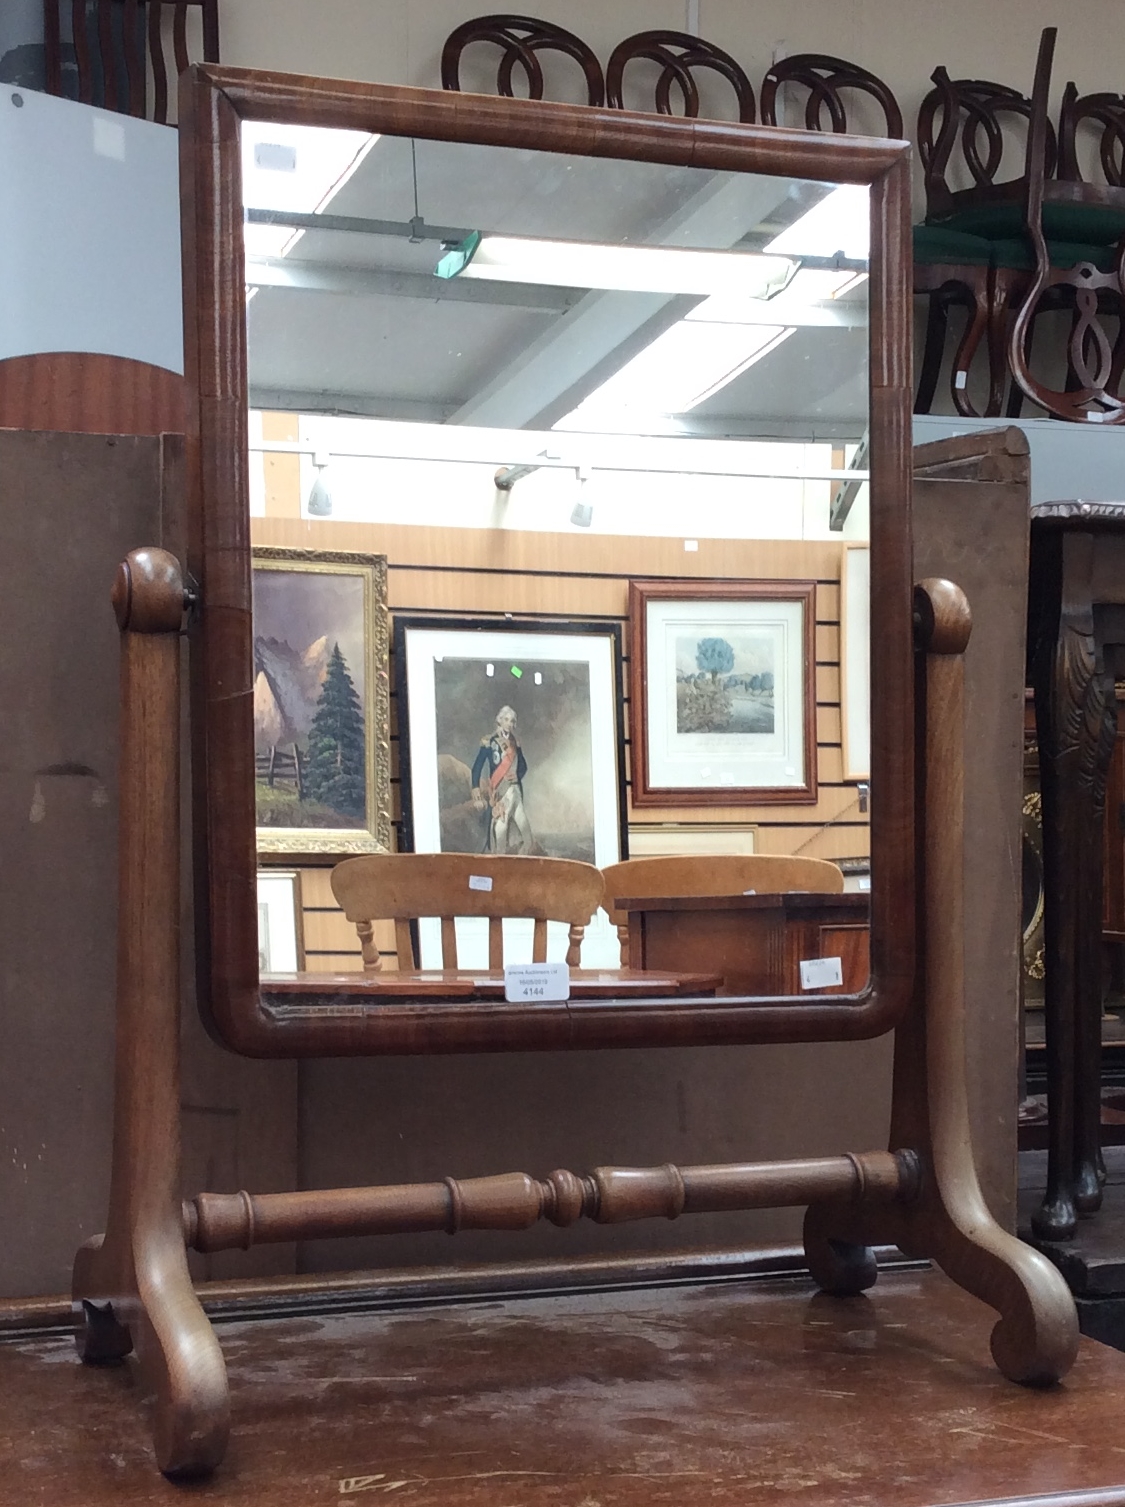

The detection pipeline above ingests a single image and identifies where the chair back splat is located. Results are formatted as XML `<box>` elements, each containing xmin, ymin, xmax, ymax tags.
<box><xmin>332</xmin><ymin>852</ymin><xmax>605</xmax><ymax>971</ymax></box>
<box><xmin>601</xmin><ymin>853</ymin><xmax>843</xmax><ymax>950</ymax></box>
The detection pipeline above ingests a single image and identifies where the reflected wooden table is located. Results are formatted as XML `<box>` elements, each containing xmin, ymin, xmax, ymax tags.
<box><xmin>621</xmin><ymin>892</ymin><xmax>871</xmax><ymax>996</ymax></box>
<box><xmin>262</xmin><ymin>968</ymin><xmax>722</xmax><ymax>1001</ymax></box>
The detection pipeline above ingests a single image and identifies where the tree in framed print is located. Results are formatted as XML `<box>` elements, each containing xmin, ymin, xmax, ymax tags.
<box><xmin>629</xmin><ymin>579</ymin><xmax>817</xmax><ymax>806</ymax></box>
<box><xmin>252</xmin><ymin>547</ymin><xmax>391</xmax><ymax>855</ymax></box>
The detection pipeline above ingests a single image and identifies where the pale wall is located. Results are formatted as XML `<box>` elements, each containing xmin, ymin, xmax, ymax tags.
<box><xmin>216</xmin><ymin>0</ymin><xmax>1125</xmax><ymax>213</ymax></box>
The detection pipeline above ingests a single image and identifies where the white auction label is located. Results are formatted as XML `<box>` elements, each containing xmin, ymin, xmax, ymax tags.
<box><xmin>468</xmin><ymin>874</ymin><xmax>493</xmax><ymax>892</ymax></box>
<box><xmin>799</xmin><ymin>956</ymin><xmax>844</xmax><ymax>990</ymax></box>
<box><xmin>504</xmin><ymin>961</ymin><xmax>571</xmax><ymax>1002</ymax></box>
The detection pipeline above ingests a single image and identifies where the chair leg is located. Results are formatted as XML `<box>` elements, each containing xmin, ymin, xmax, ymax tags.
<box><xmin>72</xmin><ymin>550</ymin><xmax>229</xmax><ymax>1479</ymax></box>
<box><xmin>804</xmin><ymin>580</ymin><xmax>1079</xmax><ymax>1386</ymax></box>
<box><xmin>949</xmin><ymin>276</ymin><xmax>991</xmax><ymax>418</ymax></box>
<box><xmin>914</xmin><ymin>287</ymin><xmax>949</xmax><ymax>415</ymax></box>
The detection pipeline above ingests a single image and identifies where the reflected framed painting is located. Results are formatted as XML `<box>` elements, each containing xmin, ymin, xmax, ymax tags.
<box><xmin>252</xmin><ymin>547</ymin><xmax>391</xmax><ymax>856</ymax></box>
<box><xmin>396</xmin><ymin>617</ymin><xmax>626</xmax><ymax>867</ymax></box>
<box><xmin>629</xmin><ymin>579</ymin><xmax>816</xmax><ymax>806</ymax></box>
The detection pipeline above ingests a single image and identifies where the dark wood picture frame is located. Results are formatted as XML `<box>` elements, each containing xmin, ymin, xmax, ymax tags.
<box><xmin>394</xmin><ymin>615</ymin><xmax>628</xmax><ymax>869</ymax></box>
<box><xmin>180</xmin><ymin>64</ymin><xmax>915</xmax><ymax>1057</ymax></box>
<box><xmin>629</xmin><ymin>578</ymin><xmax>817</xmax><ymax>807</ymax></box>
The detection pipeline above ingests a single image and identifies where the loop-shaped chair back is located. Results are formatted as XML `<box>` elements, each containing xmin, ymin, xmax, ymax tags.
<box><xmin>760</xmin><ymin>54</ymin><xmax>902</xmax><ymax>138</ymax></box>
<box><xmin>1057</xmin><ymin>85</ymin><xmax>1125</xmax><ymax>188</ymax></box>
<box><xmin>601</xmin><ymin>853</ymin><xmax>844</xmax><ymax>948</ymax></box>
<box><xmin>332</xmin><ymin>852</ymin><xmax>605</xmax><ymax>971</ymax></box>
<box><xmin>440</xmin><ymin>14</ymin><xmax>605</xmax><ymax>105</ymax></box>
<box><xmin>606</xmin><ymin>30</ymin><xmax>755</xmax><ymax>122</ymax></box>
<box><xmin>918</xmin><ymin>70</ymin><xmax>1056</xmax><ymax>225</ymax></box>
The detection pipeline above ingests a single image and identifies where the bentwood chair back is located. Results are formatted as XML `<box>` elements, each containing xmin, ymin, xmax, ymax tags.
<box><xmin>601</xmin><ymin>853</ymin><xmax>844</xmax><ymax>950</ymax></box>
<box><xmin>331</xmin><ymin>852</ymin><xmax>605</xmax><ymax>971</ymax></box>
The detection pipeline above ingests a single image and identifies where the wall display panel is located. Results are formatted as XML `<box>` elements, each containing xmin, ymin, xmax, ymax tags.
<box><xmin>181</xmin><ymin>66</ymin><xmax>914</xmax><ymax>1055</ymax></box>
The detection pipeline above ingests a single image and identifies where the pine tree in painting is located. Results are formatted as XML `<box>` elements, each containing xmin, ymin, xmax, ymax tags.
<box><xmin>304</xmin><ymin>643</ymin><xmax>366</xmax><ymax>820</ymax></box>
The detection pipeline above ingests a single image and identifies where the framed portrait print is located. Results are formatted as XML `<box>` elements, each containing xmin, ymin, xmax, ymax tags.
<box><xmin>252</xmin><ymin>547</ymin><xmax>391</xmax><ymax>856</ymax></box>
<box><xmin>629</xmin><ymin>580</ymin><xmax>816</xmax><ymax>806</ymax></box>
<box><xmin>396</xmin><ymin>617</ymin><xmax>626</xmax><ymax>865</ymax></box>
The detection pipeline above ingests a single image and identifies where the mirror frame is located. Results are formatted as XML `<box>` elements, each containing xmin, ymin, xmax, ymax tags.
<box><xmin>180</xmin><ymin>64</ymin><xmax>914</xmax><ymax>1058</ymax></box>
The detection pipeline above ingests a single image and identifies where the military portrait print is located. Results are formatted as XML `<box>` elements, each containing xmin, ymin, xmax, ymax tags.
<box><xmin>396</xmin><ymin>619</ymin><xmax>625</xmax><ymax>869</ymax></box>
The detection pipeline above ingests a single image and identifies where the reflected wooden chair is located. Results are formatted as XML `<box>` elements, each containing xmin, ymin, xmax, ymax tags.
<box><xmin>331</xmin><ymin>852</ymin><xmax>605</xmax><ymax>971</ymax></box>
<box><xmin>605</xmin><ymin>31</ymin><xmax>755</xmax><ymax>122</ymax></box>
<box><xmin>601</xmin><ymin>853</ymin><xmax>843</xmax><ymax>953</ymax></box>
<box><xmin>440</xmin><ymin>14</ymin><xmax>604</xmax><ymax>105</ymax></box>
<box><xmin>43</xmin><ymin>0</ymin><xmax>220</xmax><ymax>123</ymax></box>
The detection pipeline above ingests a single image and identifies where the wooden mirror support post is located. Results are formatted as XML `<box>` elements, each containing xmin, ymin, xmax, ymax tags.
<box><xmin>71</xmin><ymin>549</ymin><xmax>229</xmax><ymax>1477</ymax></box>
<box><xmin>74</xmin><ymin>564</ymin><xmax>1079</xmax><ymax>1478</ymax></box>
<box><xmin>804</xmin><ymin>580</ymin><xmax>1078</xmax><ymax>1386</ymax></box>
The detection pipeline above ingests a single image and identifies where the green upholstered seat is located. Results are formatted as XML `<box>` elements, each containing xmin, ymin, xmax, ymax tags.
<box><xmin>935</xmin><ymin>202</ymin><xmax>1125</xmax><ymax>246</ymax></box>
<box><xmin>912</xmin><ymin>224</ymin><xmax>993</xmax><ymax>266</ymax></box>
<box><xmin>987</xmin><ymin>237</ymin><xmax>1117</xmax><ymax>272</ymax></box>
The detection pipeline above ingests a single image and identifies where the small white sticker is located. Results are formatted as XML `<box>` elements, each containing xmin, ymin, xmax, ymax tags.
<box><xmin>800</xmin><ymin>956</ymin><xmax>844</xmax><ymax>990</ymax></box>
<box><xmin>254</xmin><ymin>142</ymin><xmax>297</xmax><ymax>172</ymax></box>
<box><xmin>742</xmin><ymin>889</ymin><xmax>757</xmax><ymax>895</ymax></box>
<box><xmin>504</xmin><ymin>961</ymin><xmax>570</xmax><ymax>1002</ymax></box>
<box><xmin>954</xmin><ymin>370</ymin><xmax>968</xmax><ymax>390</ymax></box>
<box><xmin>683</xmin><ymin>539</ymin><xmax>699</xmax><ymax>551</ymax></box>
<box><xmin>468</xmin><ymin>874</ymin><xmax>493</xmax><ymax>892</ymax></box>
<box><xmin>858</xmin><ymin>876</ymin><xmax>871</xmax><ymax>891</ymax></box>
<box><xmin>93</xmin><ymin>115</ymin><xmax>125</xmax><ymax>160</ymax></box>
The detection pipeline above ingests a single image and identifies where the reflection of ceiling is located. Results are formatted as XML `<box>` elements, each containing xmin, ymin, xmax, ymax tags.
<box><xmin>244</xmin><ymin>130</ymin><xmax>869</xmax><ymax>440</ymax></box>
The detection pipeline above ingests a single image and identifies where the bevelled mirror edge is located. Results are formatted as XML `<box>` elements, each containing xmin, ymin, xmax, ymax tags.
<box><xmin>180</xmin><ymin>63</ymin><xmax>914</xmax><ymax>1057</ymax></box>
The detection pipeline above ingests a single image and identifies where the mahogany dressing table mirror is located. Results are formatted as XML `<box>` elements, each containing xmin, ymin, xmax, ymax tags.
<box><xmin>72</xmin><ymin>64</ymin><xmax>1079</xmax><ymax>1478</ymax></box>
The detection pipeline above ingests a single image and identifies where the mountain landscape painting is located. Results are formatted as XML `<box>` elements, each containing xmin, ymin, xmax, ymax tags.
<box><xmin>251</xmin><ymin>553</ymin><xmax>387</xmax><ymax>852</ymax></box>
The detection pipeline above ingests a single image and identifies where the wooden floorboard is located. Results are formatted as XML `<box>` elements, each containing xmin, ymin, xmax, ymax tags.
<box><xmin>4</xmin><ymin>1267</ymin><xmax>1125</xmax><ymax>1505</ymax></box>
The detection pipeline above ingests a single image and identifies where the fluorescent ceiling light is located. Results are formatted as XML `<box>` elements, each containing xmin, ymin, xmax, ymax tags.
<box><xmin>764</xmin><ymin>183</ymin><xmax>870</xmax><ymax>262</ymax></box>
<box><xmin>241</xmin><ymin>122</ymin><xmax>379</xmax><ymax>263</ymax></box>
<box><xmin>685</xmin><ymin>267</ymin><xmax>867</xmax><ymax>326</ymax></box>
<box><xmin>454</xmin><ymin>234</ymin><xmax>796</xmax><ymax>298</ymax></box>
<box><xmin>557</xmin><ymin>321</ymin><xmax>794</xmax><ymax>431</ymax></box>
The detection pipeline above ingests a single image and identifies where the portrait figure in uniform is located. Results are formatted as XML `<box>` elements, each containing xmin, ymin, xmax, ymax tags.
<box><xmin>429</xmin><ymin>656</ymin><xmax>597</xmax><ymax>863</ymax></box>
<box><xmin>470</xmin><ymin>704</ymin><xmax>534</xmax><ymax>853</ymax></box>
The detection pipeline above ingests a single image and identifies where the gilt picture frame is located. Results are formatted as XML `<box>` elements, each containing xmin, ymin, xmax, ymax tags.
<box><xmin>629</xmin><ymin>579</ymin><xmax>817</xmax><ymax>806</ymax></box>
<box><xmin>252</xmin><ymin>547</ymin><xmax>391</xmax><ymax>856</ymax></box>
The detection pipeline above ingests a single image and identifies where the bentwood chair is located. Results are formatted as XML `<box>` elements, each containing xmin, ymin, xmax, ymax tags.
<box><xmin>605</xmin><ymin>31</ymin><xmax>755</xmax><ymax>122</ymax></box>
<box><xmin>331</xmin><ymin>852</ymin><xmax>605</xmax><ymax>971</ymax></box>
<box><xmin>440</xmin><ymin>14</ymin><xmax>605</xmax><ymax>105</ymax></box>
<box><xmin>43</xmin><ymin>0</ymin><xmax>219</xmax><ymax>123</ymax></box>
<box><xmin>1006</xmin><ymin>30</ymin><xmax>1125</xmax><ymax>421</ymax></box>
<box><xmin>600</xmin><ymin>853</ymin><xmax>844</xmax><ymax>953</ymax></box>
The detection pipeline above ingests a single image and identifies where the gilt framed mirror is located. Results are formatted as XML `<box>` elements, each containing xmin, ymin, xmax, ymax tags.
<box><xmin>181</xmin><ymin>65</ymin><xmax>913</xmax><ymax>1056</ymax></box>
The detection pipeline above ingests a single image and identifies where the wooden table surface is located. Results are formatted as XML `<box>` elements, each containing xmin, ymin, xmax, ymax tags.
<box><xmin>7</xmin><ymin>1264</ymin><xmax>1125</xmax><ymax>1504</ymax></box>
<box><xmin>261</xmin><ymin>968</ymin><xmax>723</xmax><ymax>999</ymax></box>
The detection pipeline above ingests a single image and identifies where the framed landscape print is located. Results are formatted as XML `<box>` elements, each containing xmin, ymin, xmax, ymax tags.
<box><xmin>252</xmin><ymin>547</ymin><xmax>391</xmax><ymax>856</ymax></box>
<box><xmin>396</xmin><ymin>617</ymin><xmax>626</xmax><ymax>864</ymax></box>
<box><xmin>629</xmin><ymin>579</ymin><xmax>816</xmax><ymax>806</ymax></box>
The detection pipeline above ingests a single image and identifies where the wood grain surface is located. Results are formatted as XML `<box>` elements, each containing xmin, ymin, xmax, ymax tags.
<box><xmin>6</xmin><ymin>1267</ymin><xmax>1125</xmax><ymax>1505</ymax></box>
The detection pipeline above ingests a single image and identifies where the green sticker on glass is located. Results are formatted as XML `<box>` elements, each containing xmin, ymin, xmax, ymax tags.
<box><xmin>510</xmin><ymin>665</ymin><xmax>523</xmax><ymax>678</ymax></box>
